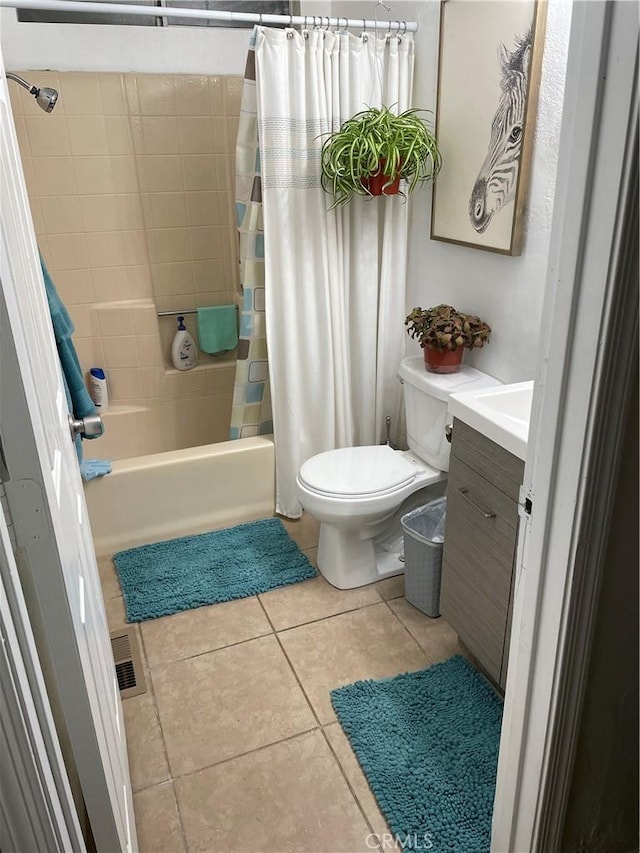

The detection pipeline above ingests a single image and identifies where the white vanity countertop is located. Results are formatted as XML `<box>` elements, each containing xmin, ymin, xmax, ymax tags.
<box><xmin>448</xmin><ymin>381</ymin><xmax>534</xmax><ymax>461</ymax></box>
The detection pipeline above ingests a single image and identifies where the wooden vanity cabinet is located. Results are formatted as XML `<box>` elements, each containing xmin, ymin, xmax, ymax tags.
<box><xmin>440</xmin><ymin>419</ymin><xmax>525</xmax><ymax>689</ymax></box>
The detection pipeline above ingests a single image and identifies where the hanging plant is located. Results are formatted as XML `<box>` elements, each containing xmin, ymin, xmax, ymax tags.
<box><xmin>320</xmin><ymin>106</ymin><xmax>442</xmax><ymax>208</ymax></box>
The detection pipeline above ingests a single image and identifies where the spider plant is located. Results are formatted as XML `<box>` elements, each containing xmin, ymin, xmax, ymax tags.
<box><xmin>320</xmin><ymin>106</ymin><xmax>442</xmax><ymax>208</ymax></box>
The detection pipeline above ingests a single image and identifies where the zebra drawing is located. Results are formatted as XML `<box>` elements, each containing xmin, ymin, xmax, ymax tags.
<box><xmin>468</xmin><ymin>28</ymin><xmax>532</xmax><ymax>234</ymax></box>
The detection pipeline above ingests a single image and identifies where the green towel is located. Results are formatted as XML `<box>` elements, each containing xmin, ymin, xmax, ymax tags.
<box><xmin>197</xmin><ymin>305</ymin><xmax>238</xmax><ymax>354</ymax></box>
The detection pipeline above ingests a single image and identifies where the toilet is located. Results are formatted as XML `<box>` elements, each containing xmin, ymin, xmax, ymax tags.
<box><xmin>296</xmin><ymin>355</ymin><xmax>502</xmax><ymax>589</ymax></box>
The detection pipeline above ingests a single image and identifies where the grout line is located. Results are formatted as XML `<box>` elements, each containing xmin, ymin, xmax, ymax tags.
<box><xmin>135</xmin><ymin>630</ymin><xmax>166</xmax><ymax>757</ymax></box>
<box><xmin>141</xmin><ymin>624</ymin><xmax>274</xmax><ymax>670</ymax></box>
<box><xmin>319</xmin><ymin>725</ymin><xmax>381</xmax><ymax>846</ymax></box>
<box><xmin>132</xmin><ymin>624</ymin><xmax>190</xmax><ymax>852</ymax></box>
<box><xmin>259</xmin><ymin>595</ymin><xmax>385</xmax><ymax>634</ymax></box>
<box><xmin>154</xmin><ymin>726</ymin><xmax>322</xmax><ymax>790</ymax></box>
<box><xmin>275</xmin><ymin>599</ymin><xmax>388</xmax><ymax>638</ymax></box>
<box><xmin>257</xmin><ymin>596</ymin><xmax>324</xmax><ymax>729</ymax></box>
<box><xmin>167</xmin><ymin>780</ymin><xmax>189</xmax><ymax>853</ymax></box>
<box><xmin>381</xmin><ymin>598</ymin><xmax>429</xmax><ymax>658</ymax></box>
<box><xmin>256</xmin><ymin>593</ymin><xmax>277</xmax><ymax>633</ymax></box>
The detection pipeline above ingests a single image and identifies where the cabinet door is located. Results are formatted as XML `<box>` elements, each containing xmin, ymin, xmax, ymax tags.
<box><xmin>450</xmin><ymin>419</ymin><xmax>524</xmax><ymax>501</ymax></box>
<box><xmin>440</xmin><ymin>456</ymin><xmax>520</xmax><ymax>683</ymax></box>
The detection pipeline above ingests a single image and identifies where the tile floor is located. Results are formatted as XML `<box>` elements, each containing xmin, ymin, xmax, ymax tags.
<box><xmin>100</xmin><ymin>513</ymin><xmax>463</xmax><ymax>853</ymax></box>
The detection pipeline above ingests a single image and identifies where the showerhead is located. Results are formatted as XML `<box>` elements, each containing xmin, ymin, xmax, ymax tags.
<box><xmin>35</xmin><ymin>86</ymin><xmax>58</xmax><ymax>113</ymax></box>
<box><xmin>6</xmin><ymin>72</ymin><xmax>59</xmax><ymax>113</ymax></box>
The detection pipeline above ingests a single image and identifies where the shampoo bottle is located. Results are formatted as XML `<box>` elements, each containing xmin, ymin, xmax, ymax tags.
<box><xmin>89</xmin><ymin>367</ymin><xmax>109</xmax><ymax>412</ymax></box>
<box><xmin>171</xmin><ymin>316</ymin><xmax>198</xmax><ymax>371</ymax></box>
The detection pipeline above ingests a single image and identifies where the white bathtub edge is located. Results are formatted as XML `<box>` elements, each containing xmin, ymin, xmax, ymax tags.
<box><xmin>85</xmin><ymin>436</ymin><xmax>275</xmax><ymax>555</ymax></box>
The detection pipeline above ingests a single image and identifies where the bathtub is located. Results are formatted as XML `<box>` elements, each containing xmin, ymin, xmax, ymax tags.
<box><xmin>85</xmin><ymin>436</ymin><xmax>275</xmax><ymax>555</ymax></box>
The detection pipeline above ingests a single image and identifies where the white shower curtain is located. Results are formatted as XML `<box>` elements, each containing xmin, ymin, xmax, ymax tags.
<box><xmin>255</xmin><ymin>27</ymin><xmax>414</xmax><ymax>517</ymax></box>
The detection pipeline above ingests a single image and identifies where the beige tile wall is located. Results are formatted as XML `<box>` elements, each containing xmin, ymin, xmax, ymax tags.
<box><xmin>10</xmin><ymin>70</ymin><xmax>242</xmax><ymax>460</ymax></box>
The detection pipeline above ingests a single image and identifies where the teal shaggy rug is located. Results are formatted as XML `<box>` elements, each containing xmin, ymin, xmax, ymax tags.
<box><xmin>113</xmin><ymin>518</ymin><xmax>316</xmax><ymax>622</ymax></box>
<box><xmin>331</xmin><ymin>656</ymin><xmax>503</xmax><ymax>852</ymax></box>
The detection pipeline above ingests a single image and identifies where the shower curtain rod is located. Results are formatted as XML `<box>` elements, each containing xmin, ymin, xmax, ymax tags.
<box><xmin>0</xmin><ymin>0</ymin><xmax>418</xmax><ymax>32</ymax></box>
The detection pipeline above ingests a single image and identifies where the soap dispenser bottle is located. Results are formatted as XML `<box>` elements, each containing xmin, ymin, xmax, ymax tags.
<box><xmin>171</xmin><ymin>316</ymin><xmax>198</xmax><ymax>371</ymax></box>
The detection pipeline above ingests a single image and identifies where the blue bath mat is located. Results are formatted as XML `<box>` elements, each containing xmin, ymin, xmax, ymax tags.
<box><xmin>331</xmin><ymin>655</ymin><xmax>503</xmax><ymax>852</ymax></box>
<box><xmin>113</xmin><ymin>518</ymin><xmax>317</xmax><ymax>622</ymax></box>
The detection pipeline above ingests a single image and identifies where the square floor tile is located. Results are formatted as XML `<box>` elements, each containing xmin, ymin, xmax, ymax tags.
<box><xmin>152</xmin><ymin>634</ymin><xmax>316</xmax><ymax>776</ymax></box>
<box><xmin>374</xmin><ymin>575</ymin><xmax>405</xmax><ymax>601</ymax></box>
<box><xmin>280</xmin><ymin>512</ymin><xmax>320</xmax><ymax>550</ymax></box>
<box><xmin>141</xmin><ymin>597</ymin><xmax>272</xmax><ymax>666</ymax></box>
<box><xmin>98</xmin><ymin>555</ymin><xmax>121</xmax><ymax>600</ymax></box>
<box><xmin>324</xmin><ymin>723</ymin><xmax>393</xmax><ymax>846</ymax></box>
<box><xmin>105</xmin><ymin>596</ymin><xmax>128</xmax><ymax>631</ymax></box>
<box><xmin>133</xmin><ymin>782</ymin><xmax>185</xmax><ymax>853</ymax></box>
<box><xmin>175</xmin><ymin>730</ymin><xmax>371</xmax><ymax>852</ymax></box>
<box><xmin>260</xmin><ymin>575</ymin><xmax>381</xmax><ymax>631</ymax></box>
<box><xmin>278</xmin><ymin>603</ymin><xmax>427</xmax><ymax>724</ymax></box>
<box><xmin>122</xmin><ymin>691</ymin><xmax>169</xmax><ymax>791</ymax></box>
<box><xmin>388</xmin><ymin>598</ymin><xmax>462</xmax><ymax>663</ymax></box>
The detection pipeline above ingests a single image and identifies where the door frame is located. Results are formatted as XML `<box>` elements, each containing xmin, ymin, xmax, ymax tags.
<box><xmin>492</xmin><ymin>2</ymin><xmax>638</xmax><ymax>849</ymax></box>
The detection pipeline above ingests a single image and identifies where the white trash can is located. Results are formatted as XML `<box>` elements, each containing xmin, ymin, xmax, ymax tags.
<box><xmin>401</xmin><ymin>497</ymin><xmax>447</xmax><ymax>618</ymax></box>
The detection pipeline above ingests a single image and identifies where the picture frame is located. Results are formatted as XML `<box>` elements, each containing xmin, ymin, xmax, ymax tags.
<box><xmin>430</xmin><ymin>0</ymin><xmax>547</xmax><ymax>256</ymax></box>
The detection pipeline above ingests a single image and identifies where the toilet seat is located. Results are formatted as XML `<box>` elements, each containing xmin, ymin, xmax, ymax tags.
<box><xmin>298</xmin><ymin>445</ymin><xmax>418</xmax><ymax>498</ymax></box>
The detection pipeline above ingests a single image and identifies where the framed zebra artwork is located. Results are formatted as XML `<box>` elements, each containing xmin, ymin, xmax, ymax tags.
<box><xmin>430</xmin><ymin>0</ymin><xmax>547</xmax><ymax>255</ymax></box>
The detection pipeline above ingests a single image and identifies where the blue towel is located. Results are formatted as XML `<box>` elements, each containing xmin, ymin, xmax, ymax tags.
<box><xmin>40</xmin><ymin>255</ymin><xmax>105</xmax><ymax>469</ymax></box>
<box><xmin>80</xmin><ymin>459</ymin><xmax>112</xmax><ymax>481</ymax></box>
<box><xmin>197</xmin><ymin>305</ymin><xmax>238</xmax><ymax>354</ymax></box>
<box><xmin>41</xmin><ymin>256</ymin><xmax>97</xmax><ymax>424</ymax></box>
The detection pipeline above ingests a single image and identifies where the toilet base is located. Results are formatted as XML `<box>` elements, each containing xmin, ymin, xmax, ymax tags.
<box><xmin>313</xmin><ymin>477</ymin><xmax>448</xmax><ymax>590</ymax></box>
<box><xmin>317</xmin><ymin>524</ymin><xmax>403</xmax><ymax>589</ymax></box>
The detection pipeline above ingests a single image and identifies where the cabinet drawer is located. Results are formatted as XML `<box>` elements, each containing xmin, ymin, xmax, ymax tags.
<box><xmin>451</xmin><ymin>419</ymin><xmax>524</xmax><ymax>501</ymax></box>
<box><xmin>440</xmin><ymin>456</ymin><xmax>520</xmax><ymax>684</ymax></box>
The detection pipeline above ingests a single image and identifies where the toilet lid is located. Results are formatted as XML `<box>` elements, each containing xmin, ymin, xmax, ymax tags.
<box><xmin>299</xmin><ymin>446</ymin><xmax>418</xmax><ymax>497</ymax></box>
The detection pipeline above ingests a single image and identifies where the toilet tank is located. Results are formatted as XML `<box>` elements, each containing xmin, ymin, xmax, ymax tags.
<box><xmin>399</xmin><ymin>356</ymin><xmax>502</xmax><ymax>472</ymax></box>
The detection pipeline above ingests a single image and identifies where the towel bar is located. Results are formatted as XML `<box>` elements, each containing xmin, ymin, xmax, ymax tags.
<box><xmin>157</xmin><ymin>307</ymin><xmax>239</xmax><ymax>318</ymax></box>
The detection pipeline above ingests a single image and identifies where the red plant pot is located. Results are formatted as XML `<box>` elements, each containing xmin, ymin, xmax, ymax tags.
<box><xmin>362</xmin><ymin>159</ymin><xmax>401</xmax><ymax>197</ymax></box>
<box><xmin>423</xmin><ymin>346</ymin><xmax>464</xmax><ymax>374</ymax></box>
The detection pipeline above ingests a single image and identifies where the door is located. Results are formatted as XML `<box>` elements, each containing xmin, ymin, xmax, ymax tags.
<box><xmin>1</xmin><ymin>506</ymin><xmax>86</xmax><ymax>852</ymax></box>
<box><xmin>0</xmin><ymin>55</ymin><xmax>136</xmax><ymax>851</ymax></box>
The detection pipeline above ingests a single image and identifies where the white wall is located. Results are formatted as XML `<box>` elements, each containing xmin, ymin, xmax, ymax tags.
<box><xmin>2</xmin><ymin>0</ymin><xmax>572</xmax><ymax>384</ymax></box>
<box><xmin>332</xmin><ymin>0</ymin><xmax>572</xmax><ymax>384</ymax></box>
<box><xmin>0</xmin><ymin>7</ymin><xmax>249</xmax><ymax>74</ymax></box>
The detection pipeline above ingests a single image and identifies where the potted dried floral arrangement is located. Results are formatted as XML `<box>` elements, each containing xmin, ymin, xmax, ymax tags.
<box><xmin>405</xmin><ymin>304</ymin><xmax>492</xmax><ymax>373</ymax></box>
<box><xmin>320</xmin><ymin>106</ymin><xmax>442</xmax><ymax>209</ymax></box>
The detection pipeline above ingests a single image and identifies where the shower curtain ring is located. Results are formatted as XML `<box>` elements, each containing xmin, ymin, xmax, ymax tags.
<box><xmin>401</xmin><ymin>20</ymin><xmax>407</xmax><ymax>35</ymax></box>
